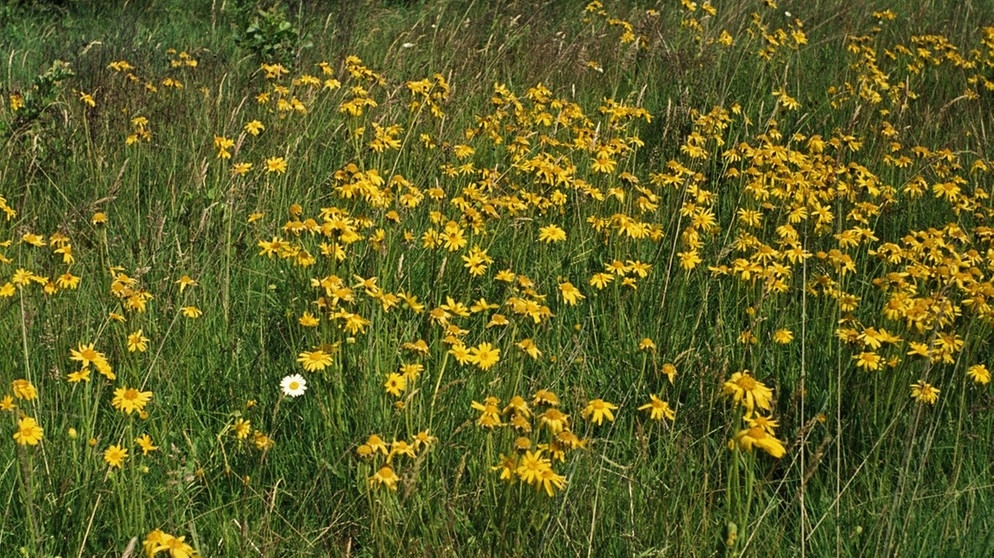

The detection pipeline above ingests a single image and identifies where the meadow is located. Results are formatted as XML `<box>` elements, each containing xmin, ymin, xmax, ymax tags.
<box><xmin>1</xmin><ymin>0</ymin><xmax>993</xmax><ymax>555</ymax></box>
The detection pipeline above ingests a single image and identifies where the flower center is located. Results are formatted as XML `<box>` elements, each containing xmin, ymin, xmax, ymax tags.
<box><xmin>737</xmin><ymin>377</ymin><xmax>757</xmax><ymax>390</ymax></box>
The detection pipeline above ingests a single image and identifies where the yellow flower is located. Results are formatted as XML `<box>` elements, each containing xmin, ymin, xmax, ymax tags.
<box><xmin>638</xmin><ymin>394</ymin><xmax>675</xmax><ymax>422</ymax></box>
<box><xmin>638</xmin><ymin>338</ymin><xmax>656</xmax><ymax>351</ymax></box>
<box><xmin>722</xmin><ymin>371</ymin><xmax>773</xmax><ymax>412</ymax></box>
<box><xmin>853</xmin><ymin>351</ymin><xmax>882</xmax><ymax>371</ymax></box>
<box><xmin>12</xmin><ymin>268</ymin><xmax>34</xmax><ymax>286</ymax></box>
<box><xmin>127</xmin><ymin>329</ymin><xmax>149</xmax><ymax>352</ymax></box>
<box><xmin>399</xmin><ymin>363</ymin><xmax>424</xmax><ymax>381</ymax></box>
<box><xmin>150</xmin><ymin>533</ymin><xmax>196</xmax><ymax>558</ymax></box>
<box><xmin>772</xmin><ymin>329</ymin><xmax>794</xmax><ymax>344</ymax></box>
<box><xmin>661</xmin><ymin>363</ymin><xmax>677</xmax><ymax>384</ymax></box>
<box><xmin>299</xmin><ymin>311</ymin><xmax>320</xmax><ymax>327</ymax></box>
<box><xmin>369</xmin><ymin>465</ymin><xmax>400</xmax><ymax>490</ymax></box>
<box><xmin>730</xmin><ymin>425</ymin><xmax>786</xmax><ymax>458</ymax></box>
<box><xmin>517</xmin><ymin>448</ymin><xmax>564</xmax><ymax>496</ymax></box>
<box><xmin>11</xmin><ymin>379</ymin><xmax>37</xmax><ymax>401</ymax></box>
<box><xmin>135</xmin><ymin>433</ymin><xmax>158</xmax><ymax>455</ymax></box>
<box><xmin>388</xmin><ymin>440</ymin><xmax>417</xmax><ymax>463</ymax></box>
<box><xmin>558</xmin><ymin>281</ymin><xmax>585</xmax><ymax>306</ymax></box>
<box><xmin>538</xmin><ymin>466</ymin><xmax>567</xmax><ymax>496</ymax></box>
<box><xmin>678</xmin><ymin>250</ymin><xmax>701</xmax><ymax>271</ymax></box>
<box><xmin>468</xmin><ymin>342</ymin><xmax>500</xmax><ymax>371</ymax></box>
<box><xmin>491</xmin><ymin>454</ymin><xmax>517</xmax><ymax>482</ymax></box>
<box><xmin>297</xmin><ymin>349</ymin><xmax>334</xmax><ymax>371</ymax></box>
<box><xmin>910</xmin><ymin>381</ymin><xmax>940</xmax><ymax>405</ymax></box>
<box><xmin>590</xmin><ymin>155</ymin><xmax>616</xmax><ymax>174</ymax></box>
<box><xmin>462</xmin><ymin>245</ymin><xmax>492</xmax><ymax>277</ymax></box>
<box><xmin>13</xmin><ymin>416</ymin><xmax>43</xmax><ymax>446</ymax></box>
<box><xmin>104</xmin><ymin>444</ymin><xmax>128</xmax><ymax>469</ymax></box>
<box><xmin>532</xmin><ymin>389</ymin><xmax>560</xmax><ymax>407</ymax></box>
<box><xmin>111</xmin><ymin>386</ymin><xmax>153</xmax><ymax>415</ymax></box>
<box><xmin>232</xmin><ymin>418</ymin><xmax>252</xmax><ymax>439</ymax></box>
<box><xmin>265</xmin><ymin>156</ymin><xmax>288</xmax><ymax>174</ymax></box>
<box><xmin>485</xmin><ymin>314</ymin><xmax>508</xmax><ymax>328</ymax></box>
<box><xmin>582</xmin><ymin>399</ymin><xmax>618</xmax><ymax>425</ymax></box>
<box><xmin>21</xmin><ymin>232</ymin><xmax>46</xmax><ymax>247</ymax></box>
<box><xmin>412</xmin><ymin>430</ymin><xmax>437</xmax><ymax>451</ymax></box>
<box><xmin>0</xmin><ymin>395</ymin><xmax>15</xmax><ymax>411</ymax></box>
<box><xmin>472</xmin><ymin>397</ymin><xmax>504</xmax><ymax>428</ymax></box>
<box><xmin>967</xmin><ymin>364</ymin><xmax>991</xmax><ymax>385</ymax></box>
<box><xmin>744</xmin><ymin>413</ymin><xmax>779</xmax><ymax>435</ymax></box>
<box><xmin>67</xmin><ymin>369</ymin><xmax>91</xmax><ymax>383</ymax></box>
<box><xmin>401</xmin><ymin>339</ymin><xmax>430</xmax><ymax>356</ymax></box>
<box><xmin>143</xmin><ymin>529</ymin><xmax>169</xmax><ymax>557</ymax></box>
<box><xmin>538</xmin><ymin>408</ymin><xmax>569</xmax><ymax>433</ymax></box>
<box><xmin>232</xmin><ymin>162</ymin><xmax>254</xmax><ymax>176</ymax></box>
<box><xmin>359</xmin><ymin>434</ymin><xmax>389</xmax><ymax>458</ymax></box>
<box><xmin>449</xmin><ymin>343</ymin><xmax>472</xmax><ymax>365</ymax></box>
<box><xmin>538</xmin><ymin>224</ymin><xmax>567</xmax><ymax>243</ymax></box>
<box><xmin>589</xmin><ymin>272</ymin><xmax>613</xmax><ymax>290</ymax></box>
<box><xmin>515</xmin><ymin>449</ymin><xmax>550</xmax><ymax>487</ymax></box>
<box><xmin>95</xmin><ymin>359</ymin><xmax>116</xmax><ymax>380</ymax></box>
<box><xmin>252</xmin><ymin>431</ymin><xmax>274</xmax><ymax>450</ymax></box>
<box><xmin>244</xmin><ymin>120</ymin><xmax>265</xmax><ymax>136</ymax></box>
<box><xmin>180</xmin><ymin>306</ymin><xmax>202</xmax><ymax>318</ymax></box>
<box><xmin>384</xmin><ymin>373</ymin><xmax>407</xmax><ymax>397</ymax></box>
<box><xmin>515</xmin><ymin>338</ymin><xmax>542</xmax><ymax>360</ymax></box>
<box><xmin>57</xmin><ymin>273</ymin><xmax>81</xmax><ymax>290</ymax></box>
<box><xmin>175</xmin><ymin>275</ymin><xmax>198</xmax><ymax>293</ymax></box>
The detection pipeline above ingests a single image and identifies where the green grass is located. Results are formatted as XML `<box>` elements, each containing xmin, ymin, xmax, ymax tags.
<box><xmin>1</xmin><ymin>0</ymin><xmax>994</xmax><ymax>556</ymax></box>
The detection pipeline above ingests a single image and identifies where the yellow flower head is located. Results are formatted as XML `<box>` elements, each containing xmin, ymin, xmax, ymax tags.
<box><xmin>232</xmin><ymin>418</ymin><xmax>252</xmax><ymax>439</ymax></box>
<box><xmin>910</xmin><ymin>380</ymin><xmax>940</xmax><ymax>405</ymax></box>
<box><xmin>180</xmin><ymin>306</ymin><xmax>202</xmax><ymax>319</ymax></box>
<box><xmin>468</xmin><ymin>342</ymin><xmax>500</xmax><ymax>371</ymax></box>
<box><xmin>532</xmin><ymin>389</ymin><xmax>560</xmax><ymax>407</ymax></box>
<box><xmin>661</xmin><ymin>363</ymin><xmax>677</xmax><ymax>384</ymax></box>
<box><xmin>538</xmin><ymin>408</ymin><xmax>569</xmax><ymax>433</ymax></box>
<box><xmin>538</xmin><ymin>224</ymin><xmax>567</xmax><ymax>243</ymax></box>
<box><xmin>11</xmin><ymin>379</ymin><xmax>37</xmax><ymax>401</ymax></box>
<box><xmin>369</xmin><ymin>465</ymin><xmax>400</xmax><ymax>490</ymax></box>
<box><xmin>265</xmin><ymin>156</ymin><xmax>288</xmax><ymax>174</ymax></box>
<box><xmin>13</xmin><ymin>416</ymin><xmax>43</xmax><ymax>446</ymax></box>
<box><xmin>638</xmin><ymin>394</ymin><xmax>676</xmax><ymax>422</ymax></box>
<box><xmin>722</xmin><ymin>371</ymin><xmax>774</xmax><ymax>412</ymax></box>
<box><xmin>582</xmin><ymin>398</ymin><xmax>618</xmax><ymax>425</ymax></box>
<box><xmin>135</xmin><ymin>433</ymin><xmax>158</xmax><ymax>455</ymax></box>
<box><xmin>384</xmin><ymin>373</ymin><xmax>407</xmax><ymax>397</ymax></box>
<box><xmin>730</xmin><ymin>425</ymin><xmax>786</xmax><ymax>458</ymax></box>
<box><xmin>112</xmin><ymin>386</ymin><xmax>153</xmax><ymax>415</ymax></box>
<box><xmin>104</xmin><ymin>444</ymin><xmax>128</xmax><ymax>469</ymax></box>
<box><xmin>967</xmin><ymin>364</ymin><xmax>991</xmax><ymax>385</ymax></box>
<box><xmin>297</xmin><ymin>349</ymin><xmax>333</xmax><ymax>372</ymax></box>
<box><xmin>175</xmin><ymin>275</ymin><xmax>198</xmax><ymax>293</ymax></box>
<box><xmin>0</xmin><ymin>395</ymin><xmax>15</xmax><ymax>411</ymax></box>
<box><xmin>127</xmin><ymin>330</ymin><xmax>149</xmax><ymax>352</ymax></box>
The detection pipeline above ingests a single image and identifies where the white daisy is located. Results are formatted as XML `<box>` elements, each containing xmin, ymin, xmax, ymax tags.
<box><xmin>280</xmin><ymin>374</ymin><xmax>307</xmax><ymax>397</ymax></box>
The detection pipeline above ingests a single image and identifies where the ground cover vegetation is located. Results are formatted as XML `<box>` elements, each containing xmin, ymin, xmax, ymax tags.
<box><xmin>1</xmin><ymin>0</ymin><xmax>993</xmax><ymax>555</ymax></box>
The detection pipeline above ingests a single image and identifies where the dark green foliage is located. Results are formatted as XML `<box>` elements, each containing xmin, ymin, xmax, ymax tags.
<box><xmin>231</xmin><ymin>1</ymin><xmax>309</xmax><ymax>67</ymax></box>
